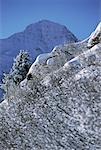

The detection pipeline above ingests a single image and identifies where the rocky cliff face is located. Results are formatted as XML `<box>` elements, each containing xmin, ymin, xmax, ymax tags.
<box><xmin>0</xmin><ymin>22</ymin><xmax>101</xmax><ymax>150</ymax></box>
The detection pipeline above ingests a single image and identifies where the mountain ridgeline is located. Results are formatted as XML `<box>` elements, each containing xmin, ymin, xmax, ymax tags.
<box><xmin>0</xmin><ymin>20</ymin><xmax>78</xmax><ymax>98</ymax></box>
<box><xmin>0</xmin><ymin>20</ymin><xmax>77</xmax><ymax>75</ymax></box>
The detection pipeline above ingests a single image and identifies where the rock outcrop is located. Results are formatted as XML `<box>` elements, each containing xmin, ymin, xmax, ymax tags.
<box><xmin>0</xmin><ymin>22</ymin><xmax>101</xmax><ymax>150</ymax></box>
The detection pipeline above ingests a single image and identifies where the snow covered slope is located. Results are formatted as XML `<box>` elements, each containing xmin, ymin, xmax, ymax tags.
<box><xmin>25</xmin><ymin>22</ymin><xmax>101</xmax><ymax>82</ymax></box>
<box><xmin>0</xmin><ymin>20</ymin><xmax>78</xmax><ymax>98</ymax></box>
<box><xmin>0</xmin><ymin>22</ymin><xmax>101</xmax><ymax>149</ymax></box>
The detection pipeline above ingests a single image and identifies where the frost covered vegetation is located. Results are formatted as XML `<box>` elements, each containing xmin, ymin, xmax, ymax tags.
<box><xmin>0</xmin><ymin>22</ymin><xmax>101</xmax><ymax>150</ymax></box>
<box><xmin>1</xmin><ymin>50</ymin><xmax>31</xmax><ymax>100</ymax></box>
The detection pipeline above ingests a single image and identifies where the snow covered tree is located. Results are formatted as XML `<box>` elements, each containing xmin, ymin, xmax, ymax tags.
<box><xmin>0</xmin><ymin>73</ymin><xmax>13</xmax><ymax>100</ymax></box>
<box><xmin>0</xmin><ymin>50</ymin><xmax>31</xmax><ymax>100</ymax></box>
<box><xmin>10</xmin><ymin>50</ymin><xmax>31</xmax><ymax>84</ymax></box>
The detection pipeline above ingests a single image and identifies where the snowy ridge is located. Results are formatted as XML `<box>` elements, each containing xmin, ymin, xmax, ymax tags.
<box><xmin>25</xmin><ymin>22</ymin><xmax>101</xmax><ymax>82</ymax></box>
<box><xmin>24</xmin><ymin>39</ymin><xmax>87</xmax><ymax>83</ymax></box>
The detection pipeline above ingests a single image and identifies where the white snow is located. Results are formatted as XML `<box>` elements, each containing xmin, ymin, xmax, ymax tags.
<box><xmin>88</xmin><ymin>22</ymin><xmax>101</xmax><ymax>47</ymax></box>
<box><xmin>34</xmin><ymin>53</ymin><xmax>53</xmax><ymax>65</ymax></box>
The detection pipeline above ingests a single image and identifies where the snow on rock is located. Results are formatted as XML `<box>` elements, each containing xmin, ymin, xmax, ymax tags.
<box><xmin>26</xmin><ymin>46</ymin><xmax>73</xmax><ymax>81</ymax></box>
<box><xmin>1</xmin><ymin>40</ymin><xmax>101</xmax><ymax>150</ymax></box>
<box><xmin>0</xmin><ymin>23</ymin><xmax>101</xmax><ymax>150</ymax></box>
<box><xmin>23</xmin><ymin>22</ymin><xmax>101</xmax><ymax>89</ymax></box>
<box><xmin>26</xmin><ymin>39</ymin><xmax>87</xmax><ymax>82</ymax></box>
<box><xmin>63</xmin><ymin>43</ymin><xmax>101</xmax><ymax>76</ymax></box>
<box><xmin>88</xmin><ymin>22</ymin><xmax>101</xmax><ymax>48</ymax></box>
<box><xmin>32</xmin><ymin>53</ymin><xmax>54</xmax><ymax>65</ymax></box>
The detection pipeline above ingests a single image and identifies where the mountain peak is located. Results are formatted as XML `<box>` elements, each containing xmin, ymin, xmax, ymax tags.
<box><xmin>25</xmin><ymin>20</ymin><xmax>76</xmax><ymax>39</ymax></box>
<box><xmin>0</xmin><ymin>21</ymin><xmax>78</xmax><ymax>87</ymax></box>
<box><xmin>37</xmin><ymin>19</ymin><xmax>56</xmax><ymax>23</ymax></box>
<box><xmin>27</xmin><ymin>20</ymin><xmax>64</xmax><ymax>26</ymax></box>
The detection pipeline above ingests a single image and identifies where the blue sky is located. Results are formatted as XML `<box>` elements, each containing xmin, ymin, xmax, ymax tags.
<box><xmin>0</xmin><ymin>0</ymin><xmax>100</xmax><ymax>40</ymax></box>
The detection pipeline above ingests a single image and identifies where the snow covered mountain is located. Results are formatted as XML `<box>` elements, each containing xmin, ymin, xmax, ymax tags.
<box><xmin>0</xmin><ymin>20</ymin><xmax>78</xmax><ymax>98</ymax></box>
<box><xmin>0</xmin><ymin>22</ymin><xmax>101</xmax><ymax>149</ymax></box>
<box><xmin>0</xmin><ymin>20</ymin><xmax>77</xmax><ymax>75</ymax></box>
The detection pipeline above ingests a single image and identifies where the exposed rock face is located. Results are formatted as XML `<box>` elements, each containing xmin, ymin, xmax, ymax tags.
<box><xmin>0</xmin><ymin>23</ymin><xmax>101</xmax><ymax>150</ymax></box>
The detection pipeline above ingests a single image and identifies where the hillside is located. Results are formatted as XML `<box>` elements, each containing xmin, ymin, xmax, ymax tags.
<box><xmin>0</xmin><ymin>22</ymin><xmax>101</xmax><ymax>149</ymax></box>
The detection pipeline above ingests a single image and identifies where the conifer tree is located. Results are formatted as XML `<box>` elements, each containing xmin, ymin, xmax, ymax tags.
<box><xmin>0</xmin><ymin>50</ymin><xmax>31</xmax><ymax>100</ymax></box>
<box><xmin>10</xmin><ymin>50</ymin><xmax>31</xmax><ymax>84</ymax></box>
<box><xmin>0</xmin><ymin>73</ymin><xmax>11</xmax><ymax>100</ymax></box>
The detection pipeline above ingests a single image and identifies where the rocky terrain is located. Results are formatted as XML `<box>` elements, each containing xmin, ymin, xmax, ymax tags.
<box><xmin>0</xmin><ymin>22</ymin><xmax>101</xmax><ymax>150</ymax></box>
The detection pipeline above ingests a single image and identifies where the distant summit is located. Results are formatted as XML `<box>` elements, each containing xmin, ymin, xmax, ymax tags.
<box><xmin>0</xmin><ymin>20</ymin><xmax>78</xmax><ymax>86</ymax></box>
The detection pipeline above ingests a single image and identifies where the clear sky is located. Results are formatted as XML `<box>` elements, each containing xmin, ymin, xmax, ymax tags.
<box><xmin>0</xmin><ymin>0</ymin><xmax>100</xmax><ymax>40</ymax></box>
